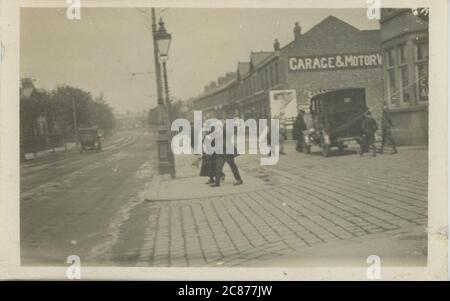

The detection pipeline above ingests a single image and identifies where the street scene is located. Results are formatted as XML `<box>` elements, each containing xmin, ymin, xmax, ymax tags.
<box><xmin>19</xmin><ymin>7</ymin><xmax>429</xmax><ymax>267</ymax></box>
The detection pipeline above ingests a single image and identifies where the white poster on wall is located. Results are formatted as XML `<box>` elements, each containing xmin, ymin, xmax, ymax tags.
<box><xmin>269</xmin><ymin>89</ymin><xmax>298</xmax><ymax>119</ymax></box>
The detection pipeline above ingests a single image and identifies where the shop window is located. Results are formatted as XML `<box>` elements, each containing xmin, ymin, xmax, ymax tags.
<box><xmin>399</xmin><ymin>66</ymin><xmax>410</xmax><ymax>103</ymax></box>
<box><xmin>387</xmin><ymin>69</ymin><xmax>398</xmax><ymax>106</ymax></box>
<box><xmin>416</xmin><ymin>63</ymin><xmax>428</xmax><ymax>102</ymax></box>
<box><xmin>416</xmin><ymin>42</ymin><xmax>428</xmax><ymax>61</ymax></box>
<box><xmin>386</xmin><ymin>48</ymin><xmax>395</xmax><ymax>68</ymax></box>
<box><xmin>385</xmin><ymin>48</ymin><xmax>398</xmax><ymax>106</ymax></box>
<box><xmin>397</xmin><ymin>45</ymin><xmax>409</xmax><ymax>104</ymax></box>
<box><xmin>415</xmin><ymin>41</ymin><xmax>428</xmax><ymax>102</ymax></box>
<box><xmin>397</xmin><ymin>44</ymin><xmax>406</xmax><ymax>64</ymax></box>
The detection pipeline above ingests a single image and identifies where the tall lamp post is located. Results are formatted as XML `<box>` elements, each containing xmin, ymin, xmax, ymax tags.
<box><xmin>153</xmin><ymin>13</ymin><xmax>176</xmax><ymax>178</ymax></box>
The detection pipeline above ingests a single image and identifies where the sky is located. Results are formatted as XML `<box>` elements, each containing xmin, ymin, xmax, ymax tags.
<box><xmin>20</xmin><ymin>8</ymin><xmax>379</xmax><ymax>114</ymax></box>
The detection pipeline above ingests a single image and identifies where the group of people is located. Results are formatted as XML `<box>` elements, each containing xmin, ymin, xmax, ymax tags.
<box><xmin>290</xmin><ymin>101</ymin><xmax>398</xmax><ymax>156</ymax></box>
<box><xmin>193</xmin><ymin>102</ymin><xmax>398</xmax><ymax>186</ymax></box>
<box><xmin>196</xmin><ymin>121</ymin><xmax>243</xmax><ymax>188</ymax></box>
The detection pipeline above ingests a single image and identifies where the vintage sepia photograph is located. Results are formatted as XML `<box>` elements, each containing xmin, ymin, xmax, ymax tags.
<box><xmin>0</xmin><ymin>0</ymin><xmax>447</xmax><ymax>281</ymax></box>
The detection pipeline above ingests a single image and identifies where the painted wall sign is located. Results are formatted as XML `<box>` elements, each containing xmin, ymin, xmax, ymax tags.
<box><xmin>289</xmin><ymin>53</ymin><xmax>382</xmax><ymax>72</ymax></box>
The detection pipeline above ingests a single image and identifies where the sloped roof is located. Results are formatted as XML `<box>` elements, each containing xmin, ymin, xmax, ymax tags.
<box><xmin>307</xmin><ymin>15</ymin><xmax>360</xmax><ymax>35</ymax></box>
<box><xmin>237</xmin><ymin>62</ymin><xmax>250</xmax><ymax>76</ymax></box>
<box><xmin>281</xmin><ymin>15</ymin><xmax>381</xmax><ymax>55</ymax></box>
<box><xmin>250</xmin><ymin>51</ymin><xmax>273</xmax><ymax>67</ymax></box>
<box><xmin>197</xmin><ymin>73</ymin><xmax>236</xmax><ymax>99</ymax></box>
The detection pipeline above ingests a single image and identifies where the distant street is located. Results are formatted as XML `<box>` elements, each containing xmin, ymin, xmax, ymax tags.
<box><xmin>20</xmin><ymin>129</ymin><xmax>155</xmax><ymax>265</ymax></box>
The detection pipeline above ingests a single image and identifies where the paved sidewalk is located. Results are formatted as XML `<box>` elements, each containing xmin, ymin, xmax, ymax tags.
<box><xmin>136</xmin><ymin>142</ymin><xmax>428</xmax><ymax>267</ymax></box>
<box><xmin>24</xmin><ymin>142</ymin><xmax>76</xmax><ymax>160</ymax></box>
<box><xmin>143</xmin><ymin>154</ymin><xmax>276</xmax><ymax>201</ymax></box>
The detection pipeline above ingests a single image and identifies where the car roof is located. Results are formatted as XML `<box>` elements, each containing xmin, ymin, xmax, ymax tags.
<box><xmin>311</xmin><ymin>88</ymin><xmax>364</xmax><ymax>101</ymax></box>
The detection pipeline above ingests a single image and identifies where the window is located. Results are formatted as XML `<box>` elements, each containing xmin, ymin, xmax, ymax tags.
<box><xmin>386</xmin><ymin>48</ymin><xmax>395</xmax><ymax>67</ymax></box>
<box><xmin>416</xmin><ymin>42</ymin><xmax>428</xmax><ymax>61</ymax></box>
<box><xmin>398</xmin><ymin>44</ymin><xmax>406</xmax><ymax>64</ymax></box>
<box><xmin>415</xmin><ymin>41</ymin><xmax>428</xmax><ymax>102</ymax></box>
<box><xmin>399</xmin><ymin>67</ymin><xmax>410</xmax><ymax>103</ymax></box>
<box><xmin>416</xmin><ymin>63</ymin><xmax>428</xmax><ymax>101</ymax></box>
<box><xmin>387</xmin><ymin>69</ymin><xmax>397</xmax><ymax>105</ymax></box>
<box><xmin>397</xmin><ymin>44</ymin><xmax>409</xmax><ymax>104</ymax></box>
<box><xmin>385</xmin><ymin>48</ymin><xmax>398</xmax><ymax>106</ymax></box>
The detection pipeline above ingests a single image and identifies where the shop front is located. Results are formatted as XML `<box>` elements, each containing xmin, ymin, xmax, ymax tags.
<box><xmin>380</xmin><ymin>8</ymin><xmax>429</xmax><ymax>145</ymax></box>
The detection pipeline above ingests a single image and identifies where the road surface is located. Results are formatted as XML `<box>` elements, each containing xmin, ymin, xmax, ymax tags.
<box><xmin>20</xmin><ymin>129</ymin><xmax>155</xmax><ymax>266</ymax></box>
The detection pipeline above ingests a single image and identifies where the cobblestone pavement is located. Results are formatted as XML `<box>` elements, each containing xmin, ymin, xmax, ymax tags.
<box><xmin>136</xmin><ymin>143</ymin><xmax>428</xmax><ymax>267</ymax></box>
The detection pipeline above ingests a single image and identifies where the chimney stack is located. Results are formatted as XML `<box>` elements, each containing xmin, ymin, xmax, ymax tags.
<box><xmin>294</xmin><ymin>22</ymin><xmax>302</xmax><ymax>41</ymax></box>
<box><xmin>217</xmin><ymin>76</ymin><xmax>227</xmax><ymax>86</ymax></box>
<box><xmin>274</xmin><ymin>39</ymin><xmax>280</xmax><ymax>51</ymax></box>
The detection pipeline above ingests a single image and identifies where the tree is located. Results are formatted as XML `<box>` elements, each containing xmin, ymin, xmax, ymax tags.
<box><xmin>94</xmin><ymin>94</ymin><xmax>116</xmax><ymax>137</ymax></box>
<box><xmin>20</xmin><ymin>83</ymin><xmax>116</xmax><ymax>158</ymax></box>
<box><xmin>20</xmin><ymin>89</ymin><xmax>52</xmax><ymax>154</ymax></box>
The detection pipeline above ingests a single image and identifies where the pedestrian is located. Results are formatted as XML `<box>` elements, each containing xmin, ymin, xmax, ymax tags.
<box><xmin>293</xmin><ymin>109</ymin><xmax>307</xmax><ymax>152</ymax></box>
<box><xmin>278</xmin><ymin>112</ymin><xmax>287</xmax><ymax>155</ymax></box>
<box><xmin>360</xmin><ymin>110</ymin><xmax>378</xmax><ymax>157</ymax></box>
<box><xmin>380</xmin><ymin>101</ymin><xmax>398</xmax><ymax>154</ymax></box>
<box><xmin>210</xmin><ymin>121</ymin><xmax>243</xmax><ymax>187</ymax></box>
<box><xmin>199</xmin><ymin>123</ymin><xmax>224</xmax><ymax>184</ymax></box>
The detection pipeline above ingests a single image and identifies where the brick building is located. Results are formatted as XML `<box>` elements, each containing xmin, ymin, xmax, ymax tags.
<box><xmin>380</xmin><ymin>8</ymin><xmax>428</xmax><ymax>145</ymax></box>
<box><xmin>193</xmin><ymin>15</ymin><xmax>383</xmax><ymax>128</ymax></box>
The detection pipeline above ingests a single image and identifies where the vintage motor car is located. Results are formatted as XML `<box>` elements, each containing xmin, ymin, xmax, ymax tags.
<box><xmin>78</xmin><ymin>127</ymin><xmax>102</xmax><ymax>153</ymax></box>
<box><xmin>303</xmin><ymin>88</ymin><xmax>367</xmax><ymax>157</ymax></box>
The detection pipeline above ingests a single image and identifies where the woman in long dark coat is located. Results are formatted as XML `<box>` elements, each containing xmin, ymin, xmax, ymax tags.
<box><xmin>199</xmin><ymin>130</ymin><xmax>224</xmax><ymax>184</ymax></box>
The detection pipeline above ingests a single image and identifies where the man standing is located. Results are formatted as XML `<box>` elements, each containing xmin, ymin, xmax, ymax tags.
<box><xmin>210</xmin><ymin>121</ymin><xmax>243</xmax><ymax>187</ymax></box>
<box><xmin>293</xmin><ymin>109</ymin><xmax>307</xmax><ymax>152</ymax></box>
<box><xmin>278</xmin><ymin>112</ymin><xmax>287</xmax><ymax>155</ymax></box>
<box><xmin>380</xmin><ymin>101</ymin><xmax>398</xmax><ymax>154</ymax></box>
<box><xmin>360</xmin><ymin>111</ymin><xmax>378</xmax><ymax>157</ymax></box>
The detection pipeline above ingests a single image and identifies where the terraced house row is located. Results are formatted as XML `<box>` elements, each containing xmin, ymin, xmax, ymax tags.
<box><xmin>192</xmin><ymin>10</ymin><xmax>429</xmax><ymax>146</ymax></box>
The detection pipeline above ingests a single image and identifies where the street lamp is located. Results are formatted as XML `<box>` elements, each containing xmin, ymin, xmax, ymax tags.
<box><xmin>155</xmin><ymin>18</ymin><xmax>171</xmax><ymax>62</ymax></box>
<box><xmin>153</xmin><ymin>15</ymin><xmax>176</xmax><ymax>178</ymax></box>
